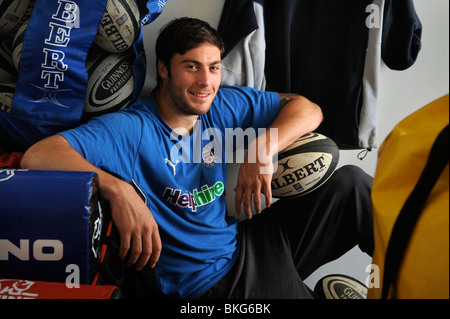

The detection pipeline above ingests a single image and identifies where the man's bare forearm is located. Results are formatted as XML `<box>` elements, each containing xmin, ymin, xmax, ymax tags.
<box><xmin>270</xmin><ymin>94</ymin><xmax>323</xmax><ymax>155</ymax></box>
<box><xmin>20</xmin><ymin>134</ymin><xmax>123</xmax><ymax>202</ymax></box>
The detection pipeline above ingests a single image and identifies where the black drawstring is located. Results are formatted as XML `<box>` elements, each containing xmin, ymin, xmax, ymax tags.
<box><xmin>357</xmin><ymin>148</ymin><xmax>372</xmax><ymax>161</ymax></box>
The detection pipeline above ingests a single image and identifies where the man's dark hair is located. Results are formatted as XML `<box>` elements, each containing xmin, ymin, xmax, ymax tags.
<box><xmin>155</xmin><ymin>17</ymin><xmax>225</xmax><ymax>84</ymax></box>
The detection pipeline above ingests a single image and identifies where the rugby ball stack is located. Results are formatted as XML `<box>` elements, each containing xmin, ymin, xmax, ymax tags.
<box><xmin>0</xmin><ymin>1</ymin><xmax>35</xmax><ymax>120</ymax></box>
<box><xmin>94</xmin><ymin>0</ymin><xmax>141</xmax><ymax>53</ymax></box>
<box><xmin>11</xmin><ymin>19</ymin><xmax>27</xmax><ymax>71</ymax></box>
<box><xmin>83</xmin><ymin>49</ymin><xmax>136</xmax><ymax>120</ymax></box>
<box><xmin>84</xmin><ymin>0</ymin><xmax>143</xmax><ymax>120</ymax></box>
<box><xmin>0</xmin><ymin>0</ymin><xmax>143</xmax><ymax>127</ymax></box>
<box><xmin>271</xmin><ymin>133</ymin><xmax>340</xmax><ymax>198</ymax></box>
<box><xmin>0</xmin><ymin>39</ymin><xmax>17</xmax><ymax>82</ymax></box>
<box><xmin>0</xmin><ymin>0</ymin><xmax>34</xmax><ymax>78</ymax></box>
<box><xmin>0</xmin><ymin>0</ymin><xmax>35</xmax><ymax>37</ymax></box>
<box><xmin>0</xmin><ymin>82</ymin><xmax>15</xmax><ymax>113</ymax></box>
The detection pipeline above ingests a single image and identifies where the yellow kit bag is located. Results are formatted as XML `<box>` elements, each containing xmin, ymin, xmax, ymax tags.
<box><xmin>368</xmin><ymin>94</ymin><xmax>449</xmax><ymax>299</ymax></box>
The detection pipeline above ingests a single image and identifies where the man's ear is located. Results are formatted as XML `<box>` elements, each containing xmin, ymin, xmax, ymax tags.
<box><xmin>157</xmin><ymin>60</ymin><xmax>169</xmax><ymax>80</ymax></box>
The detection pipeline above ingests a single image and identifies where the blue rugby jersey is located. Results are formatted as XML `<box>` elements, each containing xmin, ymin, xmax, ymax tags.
<box><xmin>60</xmin><ymin>86</ymin><xmax>279</xmax><ymax>298</ymax></box>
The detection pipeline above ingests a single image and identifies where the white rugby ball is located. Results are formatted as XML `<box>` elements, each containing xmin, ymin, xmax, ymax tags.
<box><xmin>271</xmin><ymin>133</ymin><xmax>340</xmax><ymax>198</ymax></box>
<box><xmin>314</xmin><ymin>274</ymin><xmax>368</xmax><ymax>299</ymax></box>
<box><xmin>94</xmin><ymin>0</ymin><xmax>141</xmax><ymax>53</ymax></box>
<box><xmin>0</xmin><ymin>82</ymin><xmax>15</xmax><ymax>113</ymax></box>
<box><xmin>0</xmin><ymin>38</ymin><xmax>17</xmax><ymax>82</ymax></box>
<box><xmin>83</xmin><ymin>50</ymin><xmax>135</xmax><ymax>120</ymax></box>
<box><xmin>0</xmin><ymin>0</ymin><xmax>34</xmax><ymax>37</ymax></box>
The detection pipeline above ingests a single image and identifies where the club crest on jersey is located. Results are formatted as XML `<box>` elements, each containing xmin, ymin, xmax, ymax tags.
<box><xmin>202</xmin><ymin>143</ymin><xmax>218</xmax><ymax>167</ymax></box>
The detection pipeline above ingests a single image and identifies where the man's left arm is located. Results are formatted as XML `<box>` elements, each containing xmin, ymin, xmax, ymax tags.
<box><xmin>234</xmin><ymin>94</ymin><xmax>323</xmax><ymax>219</ymax></box>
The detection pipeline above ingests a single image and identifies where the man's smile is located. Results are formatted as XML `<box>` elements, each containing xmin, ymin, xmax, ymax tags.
<box><xmin>189</xmin><ymin>91</ymin><xmax>212</xmax><ymax>99</ymax></box>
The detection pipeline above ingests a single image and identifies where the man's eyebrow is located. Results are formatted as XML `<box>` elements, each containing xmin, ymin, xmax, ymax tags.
<box><xmin>181</xmin><ymin>59</ymin><xmax>222</xmax><ymax>65</ymax></box>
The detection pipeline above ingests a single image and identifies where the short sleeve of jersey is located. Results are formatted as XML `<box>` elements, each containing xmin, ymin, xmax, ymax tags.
<box><xmin>210</xmin><ymin>86</ymin><xmax>280</xmax><ymax>131</ymax></box>
<box><xmin>59</xmin><ymin>106</ymin><xmax>145</xmax><ymax>182</ymax></box>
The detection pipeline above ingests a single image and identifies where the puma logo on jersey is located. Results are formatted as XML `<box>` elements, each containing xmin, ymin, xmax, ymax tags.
<box><xmin>165</xmin><ymin>158</ymin><xmax>180</xmax><ymax>176</ymax></box>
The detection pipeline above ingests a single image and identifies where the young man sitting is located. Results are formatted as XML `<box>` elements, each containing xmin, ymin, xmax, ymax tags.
<box><xmin>21</xmin><ymin>18</ymin><xmax>373</xmax><ymax>299</ymax></box>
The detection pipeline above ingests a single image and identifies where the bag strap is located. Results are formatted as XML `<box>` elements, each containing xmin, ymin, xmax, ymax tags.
<box><xmin>381</xmin><ymin>125</ymin><xmax>449</xmax><ymax>299</ymax></box>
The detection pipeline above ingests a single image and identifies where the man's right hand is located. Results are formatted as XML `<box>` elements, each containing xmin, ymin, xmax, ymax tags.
<box><xmin>105</xmin><ymin>180</ymin><xmax>162</xmax><ymax>271</ymax></box>
<box><xmin>21</xmin><ymin>134</ymin><xmax>162</xmax><ymax>271</ymax></box>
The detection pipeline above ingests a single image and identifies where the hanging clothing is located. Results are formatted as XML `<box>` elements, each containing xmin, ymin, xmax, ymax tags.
<box><xmin>218</xmin><ymin>0</ymin><xmax>422</xmax><ymax>149</ymax></box>
<box><xmin>218</xmin><ymin>0</ymin><xmax>266</xmax><ymax>91</ymax></box>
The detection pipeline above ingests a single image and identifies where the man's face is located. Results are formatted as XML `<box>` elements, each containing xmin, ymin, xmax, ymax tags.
<box><xmin>160</xmin><ymin>43</ymin><xmax>222</xmax><ymax>116</ymax></box>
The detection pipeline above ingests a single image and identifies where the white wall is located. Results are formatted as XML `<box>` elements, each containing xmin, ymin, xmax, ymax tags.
<box><xmin>141</xmin><ymin>0</ymin><xmax>449</xmax><ymax>178</ymax></box>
